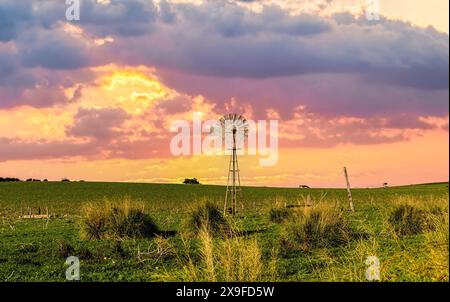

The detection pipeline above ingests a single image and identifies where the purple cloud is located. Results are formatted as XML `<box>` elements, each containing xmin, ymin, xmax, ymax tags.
<box><xmin>67</xmin><ymin>107</ymin><xmax>129</xmax><ymax>141</ymax></box>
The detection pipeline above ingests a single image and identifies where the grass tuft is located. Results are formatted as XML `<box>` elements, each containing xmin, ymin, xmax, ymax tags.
<box><xmin>388</xmin><ymin>204</ymin><xmax>428</xmax><ymax>236</ymax></box>
<box><xmin>280</xmin><ymin>203</ymin><xmax>352</xmax><ymax>253</ymax></box>
<box><xmin>186</xmin><ymin>201</ymin><xmax>232</xmax><ymax>237</ymax></box>
<box><xmin>80</xmin><ymin>199</ymin><xmax>159</xmax><ymax>240</ymax></box>
<box><xmin>164</xmin><ymin>227</ymin><xmax>277</xmax><ymax>282</ymax></box>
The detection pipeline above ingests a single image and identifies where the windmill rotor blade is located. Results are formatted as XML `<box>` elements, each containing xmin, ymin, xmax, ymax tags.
<box><xmin>218</xmin><ymin>113</ymin><xmax>249</xmax><ymax>136</ymax></box>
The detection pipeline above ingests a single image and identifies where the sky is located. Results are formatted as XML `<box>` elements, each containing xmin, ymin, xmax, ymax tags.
<box><xmin>0</xmin><ymin>0</ymin><xmax>448</xmax><ymax>188</ymax></box>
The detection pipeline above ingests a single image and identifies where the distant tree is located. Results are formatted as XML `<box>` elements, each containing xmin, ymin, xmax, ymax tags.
<box><xmin>183</xmin><ymin>178</ymin><xmax>200</xmax><ymax>185</ymax></box>
<box><xmin>26</xmin><ymin>178</ymin><xmax>32</xmax><ymax>182</ymax></box>
<box><xmin>383</xmin><ymin>182</ymin><xmax>389</xmax><ymax>188</ymax></box>
<box><xmin>43</xmin><ymin>179</ymin><xmax>48</xmax><ymax>182</ymax></box>
<box><xmin>0</xmin><ymin>177</ymin><xmax>21</xmax><ymax>182</ymax></box>
<box><xmin>299</xmin><ymin>185</ymin><xmax>310</xmax><ymax>189</ymax></box>
<box><xmin>61</xmin><ymin>178</ymin><xmax>70</xmax><ymax>182</ymax></box>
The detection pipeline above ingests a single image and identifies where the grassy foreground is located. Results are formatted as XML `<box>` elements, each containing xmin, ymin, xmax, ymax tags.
<box><xmin>0</xmin><ymin>181</ymin><xmax>448</xmax><ymax>281</ymax></box>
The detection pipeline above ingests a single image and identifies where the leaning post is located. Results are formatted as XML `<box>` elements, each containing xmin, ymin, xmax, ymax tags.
<box><xmin>343</xmin><ymin>167</ymin><xmax>355</xmax><ymax>212</ymax></box>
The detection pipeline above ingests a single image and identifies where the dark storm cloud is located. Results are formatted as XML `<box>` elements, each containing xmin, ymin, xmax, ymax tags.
<box><xmin>0</xmin><ymin>48</ymin><xmax>17</xmax><ymax>79</ymax></box>
<box><xmin>0</xmin><ymin>0</ymin><xmax>448</xmax><ymax>118</ymax></box>
<box><xmin>0</xmin><ymin>0</ymin><xmax>34</xmax><ymax>42</ymax></box>
<box><xmin>75</xmin><ymin>0</ymin><xmax>159</xmax><ymax>37</ymax></box>
<box><xmin>177</xmin><ymin>3</ymin><xmax>331</xmax><ymax>37</ymax></box>
<box><xmin>85</xmin><ymin>1</ymin><xmax>447</xmax><ymax>92</ymax></box>
<box><xmin>2</xmin><ymin>0</ymin><xmax>448</xmax><ymax>85</ymax></box>
<box><xmin>18</xmin><ymin>30</ymin><xmax>92</xmax><ymax>70</ymax></box>
<box><xmin>157</xmin><ymin>10</ymin><xmax>448</xmax><ymax>90</ymax></box>
<box><xmin>0</xmin><ymin>0</ymin><xmax>158</xmax><ymax>38</ymax></box>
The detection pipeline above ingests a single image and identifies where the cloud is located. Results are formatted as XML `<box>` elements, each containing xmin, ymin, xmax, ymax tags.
<box><xmin>68</xmin><ymin>107</ymin><xmax>129</xmax><ymax>140</ymax></box>
<box><xmin>277</xmin><ymin>109</ymin><xmax>445</xmax><ymax>148</ymax></box>
<box><xmin>157</xmin><ymin>71</ymin><xmax>449</xmax><ymax>120</ymax></box>
<box><xmin>178</xmin><ymin>3</ymin><xmax>332</xmax><ymax>37</ymax></box>
<box><xmin>1</xmin><ymin>1</ymin><xmax>448</xmax><ymax>88</ymax></box>
<box><xmin>0</xmin><ymin>137</ymin><xmax>97</xmax><ymax>161</ymax></box>
<box><xmin>0</xmin><ymin>0</ymin><xmax>448</xmax><ymax>162</ymax></box>
<box><xmin>96</xmin><ymin>2</ymin><xmax>448</xmax><ymax>91</ymax></box>
<box><xmin>0</xmin><ymin>65</ymin><xmax>447</xmax><ymax>162</ymax></box>
<box><xmin>0</xmin><ymin>0</ymin><xmax>34</xmax><ymax>42</ymax></box>
<box><xmin>0</xmin><ymin>46</ymin><xmax>17</xmax><ymax>79</ymax></box>
<box><xmin>0</xmin><ymin>67</ymin><xmax>95</xmax><ymax>108</ymax></box>
<box><xmin>18</xmin><ymin>28</ymin><xmax>92</xmax><ymax>70</ymax></box>
<box><xmin>1</xmin><ymin>0</ymin><xmax>448</xmax><ymax>110</ymax></box>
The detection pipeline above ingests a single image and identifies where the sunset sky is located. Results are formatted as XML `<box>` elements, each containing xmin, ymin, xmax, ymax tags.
<box><xmin>0</xmin><ymin>0</ymin><xmax>448</xmax><ymax>188</ymax></box>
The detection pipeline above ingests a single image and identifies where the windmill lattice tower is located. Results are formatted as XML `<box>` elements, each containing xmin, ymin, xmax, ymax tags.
<box><xmin>219</xmin><ymin>114</ymin><xmax>248</xmax><ymax>215</ymax></box>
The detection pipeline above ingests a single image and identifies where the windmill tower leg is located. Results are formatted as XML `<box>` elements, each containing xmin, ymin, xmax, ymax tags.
<box><xmin>224</xmin><ymin>151</ymin><xmax>232</xmax><ymax>214</ymax></box>
<box><xmin>235</xmin><ymin>148</ymin><xmax>242</xmax><ymax>211</ymax></box>
<box><xmin>224</xmin><ymin>129</ymin><xmax>241</xmax><ymax>215</ymax></box>
<box><xmin>232</xmin><ymin>145</ymin><xmax>237</xmax><ymax>215</ymax></box>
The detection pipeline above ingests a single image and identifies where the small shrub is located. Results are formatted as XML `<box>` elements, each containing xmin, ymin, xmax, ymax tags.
<box><xmin>187</xmin><ymin>202</ymin><xmax>232</xmax><ymax>237</ymax></box>
<box><xmin>389</xmin><ymin>204</ymin><xmax>428</xmax><ymax>236</ymax></box>
<box><xmin>81</xmin><ymin>204</ymin><xmax>107</xmax><ymax>240</ymax></box>
<box><xmin>58</xmin><ymin>240</ymin><xmax>75</xmax><ymax>258</ymax></box>
<box><xmin>108</xmin><ymin>207</ymin><xmax>158</xmax><ymax>238</ymax></box>
<box><xmin>269</xmin><ymin>207</ymin><xmax>292</xmax><ymax>223</ymax></box>
<box><xmin>280</xmin><ymin>204</ymin><xmax>352</xmax><ymax>253</ymax></box>
<box><xmin>80</xmin><ymin>200</ymin><xmax>159</xmax><ymax>240</ymax></box>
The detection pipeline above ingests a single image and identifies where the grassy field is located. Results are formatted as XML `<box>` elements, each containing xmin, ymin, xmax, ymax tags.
<box><xmin>0</xmin><ymin>181</ymin><xmax>448</xmax><ymax>282</ymax></box>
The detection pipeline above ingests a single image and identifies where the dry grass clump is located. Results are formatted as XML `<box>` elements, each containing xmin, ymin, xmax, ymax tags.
<box><xmin>80</xmin><ymin>199</ymin><xmax>159</xmax><ymax>240</ymax></box>
<box><xmin>186</xmin><ymin>201</ymin><xmax>232</xmax><ymax>237</ymax></box>
<box><xmin>388</xmin><ymin>204</ymin><xmax>428</xmax><ymax>236</ymax></box>
<box><xmin>280</xmin><ymin>203</ymin><xmax>352</xmax><ymax>253</ymax></box>
<box><xmin>167</xmin><ymin>227</ymin><xmax>277</xmax><ymax>282</ymax></box>
<box><xmin>387</xmin><ymin>196</ymin><xmax>448</xmax><ymax>237</ymax></box>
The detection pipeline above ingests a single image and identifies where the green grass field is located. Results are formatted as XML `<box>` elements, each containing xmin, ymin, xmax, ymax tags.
<box><xmin>0</xmin><ymin>181</ymin><xmax>448</xmax><ymax>282</ymax></box>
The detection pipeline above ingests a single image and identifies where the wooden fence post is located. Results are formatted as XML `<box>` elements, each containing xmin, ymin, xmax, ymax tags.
<box><xmin>344</xmin><ymin>167</ymin><xmax>355</xmax><ymax>212</ymax></box>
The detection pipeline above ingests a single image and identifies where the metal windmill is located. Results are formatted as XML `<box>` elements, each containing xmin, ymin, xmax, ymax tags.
<box><xmin>215</xmin><ymin>114</ymin><xmax>249</xmax><ymax>215</ymax></box>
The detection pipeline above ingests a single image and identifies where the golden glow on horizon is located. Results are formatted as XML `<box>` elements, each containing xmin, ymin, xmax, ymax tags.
<box><xmin>0</xmin><ymin>129</ymin><xmax>447</xmax><ymax>188</ymax></box>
